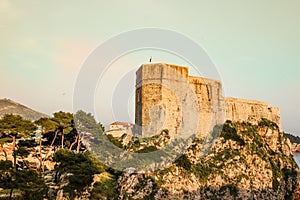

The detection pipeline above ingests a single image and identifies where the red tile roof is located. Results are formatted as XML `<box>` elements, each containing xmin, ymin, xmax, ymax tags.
<box><xmin>110</xmin><ymin>121</ymin><xmax>133</xmax><ymax>128</ymax></box>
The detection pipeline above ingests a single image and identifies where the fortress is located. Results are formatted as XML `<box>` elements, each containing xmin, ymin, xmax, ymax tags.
<box><xmin>135</xmin><ymin>63</ymin><xmax>281</xmax><ymax>137</ymax></box>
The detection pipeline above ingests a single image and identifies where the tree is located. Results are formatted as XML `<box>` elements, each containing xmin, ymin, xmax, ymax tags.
<box><xmin>13</xmin><ymin>144</ymin><xmax>47</xmax><ymax>198</ymax></box>
<box><xmin>53</xmin><ymin>149</ymin><xmax>100</xmax><ymax>199</ymax></box>
<box><xmin>73</xmin><ymin>111</ymin><xmax>105</xmax><ymax>153</ymax></box>
<box><xmin>0</xmin><ymin>114</ymin><xmax>37</xmax><ymax>152</ymax></box>
<box><xmin>0</xmin><ymin>114</ymin><xmax>37</xmax><ymax>197</ymax></box>
<box><xmin>74</xmin><ymin>110</ymin><xmax>105</xmax><ymax>133</ymax></box>
<box><xmin>0</xmin><ymin>160</ymin><xmax>13</xmax><ymax>194</ymax></box>
<box><xmin>0</xmin><ymin>141</ymin><xmax>47</xmax><ymax>198</ymax></box>
<box><xmin>0</xmin><ymin>114</ymin><xmax>36</xmax><ymax>169</ymax></box>
<box><xmin>15</xmin><ymin>168</ymin><xmax>47</xmax><ymax>199</ymax></box>
<box><xmin>52</xmin><ymin>111</ymin><xmax>74</xmax><ymax>149</ymax></box>
<box><xmin>0</xmin><ymin>148</ymin><xmax>47</xmax><ymax>199</ymax></box>
<box><xmin>35</xmin><ymin>117</ymin><xmax>59</xmax><ymax>171</ymax></box>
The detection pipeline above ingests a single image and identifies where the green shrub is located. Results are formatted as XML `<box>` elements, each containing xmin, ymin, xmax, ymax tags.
<box><xmin>90</xmin><ymin>173</ymin><xmax>118</xmax><ymax>200</ymax></box>
<box><xmin>191</xmin><ymin>162</ymin><xmax>213</xmax><ymax>182</ymax></box>
<box><xmin>106</xmin><ymin>134</ymin><xmax>123</xmax><ymax>149</ymax></box>
<box><xmin>220</xmin><ymin>122</ymin><xmax>245</xmax><ymax>146</ymax></box>
<box><xmin>136</xmin><ymin>145</ymin><xmax>158</xmax><ymax>153</ymax></box>
<box><xmin>175</xmin><ymin>154</ymin><xmax>192</xmax><ymax>170</ymax></box>
<box><xmin>258</xmin><ymin>118</ymin><xmax>279</xmax><ymax>130</ymax></box>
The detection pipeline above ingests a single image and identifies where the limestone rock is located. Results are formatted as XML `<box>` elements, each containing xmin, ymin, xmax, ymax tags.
<box><xmin>117</xmin><ymin>120</ymin><xmax>298</xmax><ymax>199</ymax></box>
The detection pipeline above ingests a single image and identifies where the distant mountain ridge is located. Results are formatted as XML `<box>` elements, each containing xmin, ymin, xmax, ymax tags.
<box><xmin>0</xmin><ymin>98</ymin><xmax>49</xmax><ymax>121</ymax></box>
<box><xmin>284</xmin><ymin>132</ymin><xmax>300</xmax><ymax>144</ymax></box>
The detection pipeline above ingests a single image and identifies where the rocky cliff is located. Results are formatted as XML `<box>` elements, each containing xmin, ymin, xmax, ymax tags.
<box><xmin>115</xmin><ymin>119</ymin><xmax>298</xmax><ymax>199</ymax></box>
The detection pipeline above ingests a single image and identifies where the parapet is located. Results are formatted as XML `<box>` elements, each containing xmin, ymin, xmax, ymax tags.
<box><xmin>226</xmin><ymin>97</ymin><xmax>282</xmax><ymax>131</ymax></box>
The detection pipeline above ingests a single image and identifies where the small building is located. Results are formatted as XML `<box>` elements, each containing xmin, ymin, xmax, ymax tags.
<box><xmin>105</xmin><ymin>121</ymin><xmax>134</xmax><ymax>138</ymax></box>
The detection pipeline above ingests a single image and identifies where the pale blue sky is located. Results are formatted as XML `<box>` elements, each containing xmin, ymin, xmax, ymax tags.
<box><xmin>1</xmin><ymin>0</ymin><xmax>300</xmax><ymax>134</ymax></box>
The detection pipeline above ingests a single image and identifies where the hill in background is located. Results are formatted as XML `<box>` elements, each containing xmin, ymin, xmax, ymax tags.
<box><xmin>284</xmin><ymin>132</ymin><xmax>300</xmax><ymax>144</ymax></box>
<box><xmin>0</xmin><ymin>98</ymin><xmax>48</xmax><ymax>121</ymax></box>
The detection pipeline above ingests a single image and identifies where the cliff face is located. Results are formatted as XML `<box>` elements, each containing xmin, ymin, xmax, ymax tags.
<box><xmin>117</xmin><ymin>119</ymin><xmax>298</xmax><ymax>199</ymax></box>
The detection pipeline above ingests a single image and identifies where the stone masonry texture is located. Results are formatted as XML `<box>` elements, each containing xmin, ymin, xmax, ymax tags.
<box><xmin>135</xmin><ymin>63</ymin><xmax>281</xmax><ymax>137</ymax></box>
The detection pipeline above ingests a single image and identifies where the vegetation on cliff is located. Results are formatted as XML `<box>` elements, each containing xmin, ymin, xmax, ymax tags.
<box><xmin>117</xmin><ymin>119</ymin><xmax>298</xmax><ymax>199</ymax></box>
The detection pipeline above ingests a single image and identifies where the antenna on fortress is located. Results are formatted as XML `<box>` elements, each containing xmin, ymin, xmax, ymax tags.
<box><xmin>149</xmin><ymin>56</ymin><xmax>152</xmax><ymax>63</ymax></box>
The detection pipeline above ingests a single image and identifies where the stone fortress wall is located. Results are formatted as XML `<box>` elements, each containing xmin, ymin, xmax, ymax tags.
<box><xmin>135</xmin><ymin>63</ymin><xmax>281</xmax><ymax>137</ymax></box>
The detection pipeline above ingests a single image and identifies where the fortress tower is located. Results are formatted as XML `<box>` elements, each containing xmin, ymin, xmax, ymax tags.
<box><xmin>135</xmin><ymin>63</ymin><xmax>281</xmax><ymax>138</ymax></box>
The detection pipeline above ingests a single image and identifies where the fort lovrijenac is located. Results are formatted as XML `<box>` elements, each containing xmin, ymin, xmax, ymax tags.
<box><xmin>134</xmin><ymin>63</ymin><xmax>281</xmax><ymax>138</ymax></box>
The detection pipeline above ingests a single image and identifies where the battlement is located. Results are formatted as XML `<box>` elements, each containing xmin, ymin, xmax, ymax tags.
<box><xmin>136</xmin><ymin>63</ymin><xmax>189</xmax><ymax>87</ymax></box>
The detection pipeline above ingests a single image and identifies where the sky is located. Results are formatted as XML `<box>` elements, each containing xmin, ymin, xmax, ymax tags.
<box><xmin>1</xmin><ymin>0</ymin><xmax>300</xmax><ymax>135</ymax></box>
